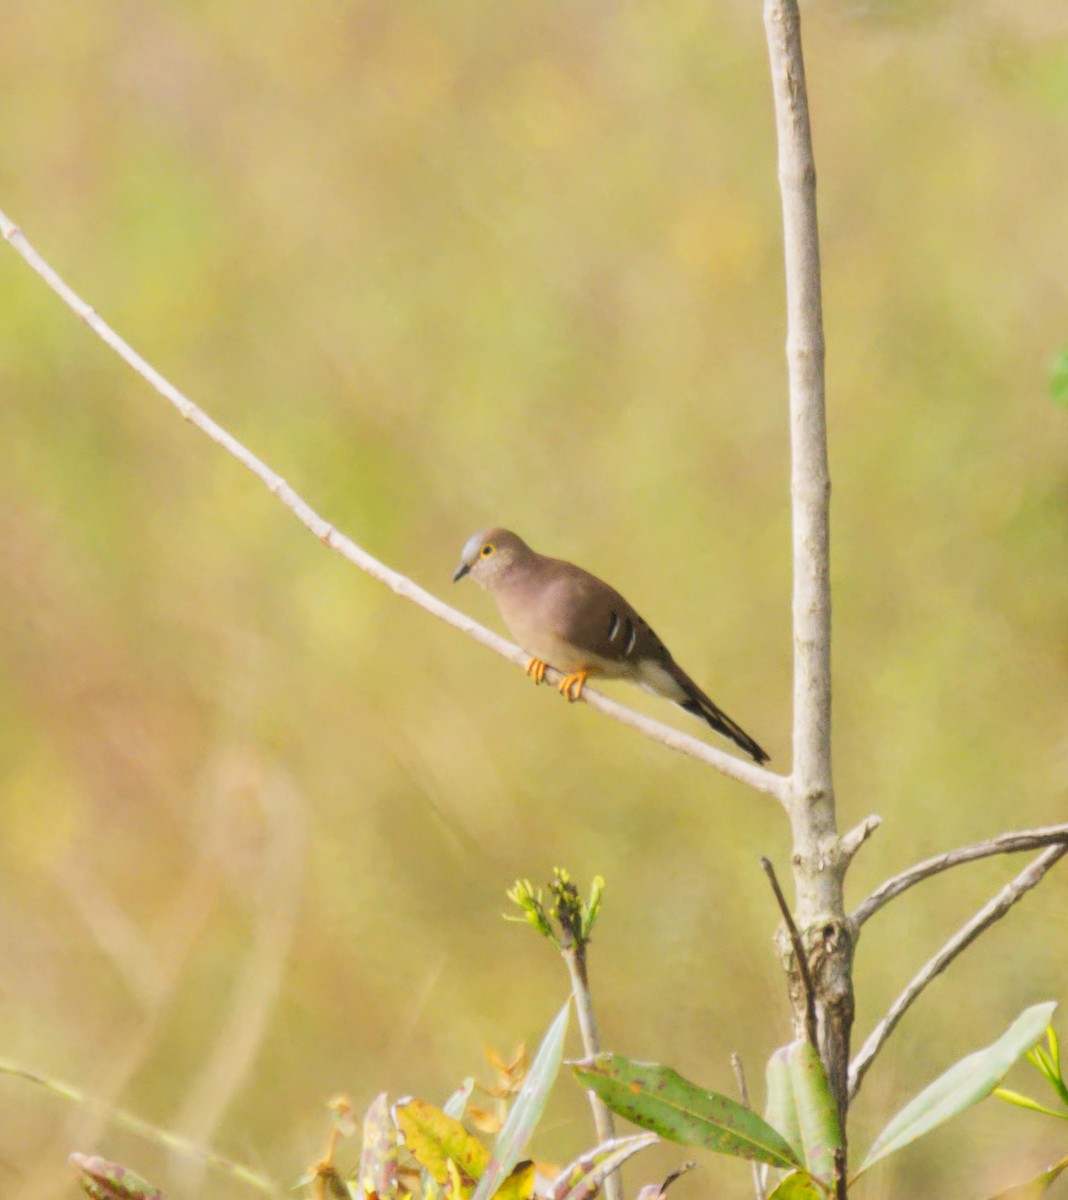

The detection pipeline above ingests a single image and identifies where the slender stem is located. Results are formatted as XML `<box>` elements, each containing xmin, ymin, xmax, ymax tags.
<box><xmin>0</xmin><ymin>207</ymin><xmax>788</xmax><ymax>806</ymax></box>
<box><xmin>833</xmin><ymin>1148</ymin><xmax>847</xmax><ymax>1200</ymax></box>
<box><xmin>730</xmin><ymin>1054</ymin><xmax>766</xmax><ymax>1200</ymax></box>
<box><xmin>849</xmin><ymin>843</ymin><xmax>1068</xmax><ymax>1099</ymax></box>
<box><xmin>0</xmin><ymin>1058</ymin><xmax>283</xmax><ymax>1195</ymax></box>
<box><xmin>853</xmin><ymin>824</ymin><xmax>1068</xmax><ymax>928</ymax></box>
<box><xmin>563</xmin><ymin>946</ymin><xmax>621</xmax><ymax>1200</ymax></box>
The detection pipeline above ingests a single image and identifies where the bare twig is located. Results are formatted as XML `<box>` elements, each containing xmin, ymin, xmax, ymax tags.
<box><xmin>729</xmin><ymin>1053</ymin><xmax>751</xmax><ymax>1110</ymax></box>
<box><xmin>853</xmin><ymin>823</ymin><xmax>1068</xmax><ymax>928</ymax></box>
<box><xmin>0</xmin><ymin>208</ymin><xmax>788</xmax><ymax>806</ymax></box>
<box><xmin>848</xmin><ymin>842</ymin><xmax>1068</xmax><ymax>1099</ymax></box>
<box><xmin>730</xmin><ymin>1054</ymin><xmax>766</xmax><ymax>1200</ymax></box>
<box><xmin>760</xmin><ymin>857</ymin><xmax>818</xmax><ymax>1048</ymax></box>
<box><xmin>840</xmin><ymin>815</ymin><xmax>882</xmax><ymax>866</ymax></box>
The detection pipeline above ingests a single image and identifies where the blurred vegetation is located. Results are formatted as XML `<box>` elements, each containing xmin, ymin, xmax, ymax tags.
<box><xmin>0</xmin><ymin>1</ymin><xmax>1066</xmax><ymax>1197</ymax></box>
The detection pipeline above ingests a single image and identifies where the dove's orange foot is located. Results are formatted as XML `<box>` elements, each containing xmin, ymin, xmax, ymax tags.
<box><xmin>525</xmin><ymin>657</ymin><xmax>548</xmax><ymax>685</ymax></box>
<box><xmin>558</xmin><ymin>669</ymin><xmax>594</xmax><ymax>702</ymax></box>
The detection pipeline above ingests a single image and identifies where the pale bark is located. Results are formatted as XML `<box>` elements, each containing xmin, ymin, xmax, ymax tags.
<box><xmin>762</xmin><ymin>0</ymin><xmax>854</xmax><ymax>1125</ymax></box>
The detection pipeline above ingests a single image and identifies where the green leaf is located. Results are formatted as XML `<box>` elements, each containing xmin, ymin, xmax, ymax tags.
<box><xmin>767</xmin><ymin>1171</ymin><xmax>826</xmax><ymax>1199</ymax></box>
<box><xmin>857</xmin><ymin>1001</ymin><xmax>1058</xmax><ymax>1175</ymax></box>
<box><xmin>492</xmin><ymin>1161</ymin><xmax>536</xmax><ymax>1200</ymax></box>
<box><xmin>548</xmin><ymin>1133</ymin><xmax>659</xmax><ymax>1200</ymax></box>
<box><xmin>788</xmin><ymin>1041</ymin><xmax>843</xmax><ymax>1183</ymax></box>
<box><xmin>1051</xmin><ymin>349</ymin><xmax>1068</xmax><ymax>407</ymax></box>
<box><xmin>1031</xmin><ymin>1029</ymin><xmax>1068</xmax><ymax>1108</ymax></box>
<box><xmin>69</xmin><ymin>1155</ymin><xmax>166</xmax><ymax>1200</ymax></box>
<box><xmin>471</xmin><ymin>1001</ymin><xmax>570</xmax><ymax>1200</ymax></box>
<box><xmin>993</xmin><ymin>1088</ymin><xmax>1068</xmax><ymax>1121</ymax></box>
<box><xmin>394</xmin><ymin>1098</ymin><xmax>489</xmax><ymax>1188</ymax></box>
<box><xmin>765</xmin><ymin>1046</ymin><xmax>803</xmax><ymax>1163</ymax></box>
<box><xmin>573</xmin><ymin>1055</ymin><xmax>799</xmax><ymax>1171</ymax></box>
<box><xmin>984</xmin><ymin>1153</ymin><xmax>1068</xmax><ymax>1199</ymax></box>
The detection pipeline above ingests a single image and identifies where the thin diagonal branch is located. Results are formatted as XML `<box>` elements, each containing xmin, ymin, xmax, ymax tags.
<box><xmin>760</xmin><ymin>856</ymin><xmax>818</xmax><ymax>1048</ymax></box>
<box><xmin>0</xmin><ymin>207</ymin><xmax>787</xmax><ymax>805</ymax></box>
<box><xmin>0</xmin><ymin>1058</ymin><xmax>283</xmax><ymax>1196</ymax></box>
<box><xmin>848</xmin><ymin>842</ymin><xmax>1068</xmax><ymax>1099</ymax></box>
<box><xmin>853</xmin><ymin>823</ymin><xmax>1068</xmax><ymax>928</ymax></box>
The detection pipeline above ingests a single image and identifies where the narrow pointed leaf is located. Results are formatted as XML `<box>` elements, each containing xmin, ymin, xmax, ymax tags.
<box><xmin>789</xmin><ymin>1041</ymin><xmax>843</xmax><ymax>1183</ymax></box>
<box><xmin>445</xmin><ymin>1078</ymin><xmax>476</xmax><ymax>1121</ymax></box>
<box><xmin>394</xmin><ymin>1098</ymin><xmax>490</xmax><ymax>1186</ymax></box>
<box><xmin>492</xmin><ymin>1161</ymin><xmax>536</xmax><ymax>1200</ymax></box>
<box><xmin>985</xmin><ymin>1153</ymin><xmax>1068</xmax><ymax>1199</ymax></box>
<box><xmin>858</xmin><ymin>1001</ymin><xmax>1058</xmax><ymax>1175</ymax></box>
<box><xmin>1048</xmin><ymin>1028</ymin><xmax>1061</xmax><ymax>1073</ymax></box>
<box><xmin>994</xmin><ymin>1088</ymin><xmax>1068</xmax><ymax>1120</ymax></box>
<box><xmin>548</xmin><ymin>1133</ymin><xmax>659</xmax><ymax>1200</ymax></box>
<box><xmin>767</xmin><ymin>1171</ymin><xmax>825</xmax><ymax>1199</ymax></box>
<box><xmin>69</xmin><ymin>1156</ymin><xmax>166</xmax><ymax>1200</ymax></box>
<box><xmin>471</xmin><ymin>1001</ymin><xmax>570</xmax><ymax>1200</ymax></box>
<box><xmin>573</xmin><ymin>1055</ymin><xmax>799</xmax><ymax>1170</ymax></box>
<box><xmin>765</xmin><ymin>1046</ymin><xmax>803</xmax><ymax>1163</ymax></box>
<box><xmin>356</xmin><ymin>1093</ymin><xmax>402</xmax><ymax>1198</ymax></box>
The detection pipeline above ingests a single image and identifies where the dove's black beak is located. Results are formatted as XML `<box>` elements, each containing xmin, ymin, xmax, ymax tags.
<box><xmin>452</xmin><ymin>561</ymin><xmax>470</xmax><ymax>582</ymax></box>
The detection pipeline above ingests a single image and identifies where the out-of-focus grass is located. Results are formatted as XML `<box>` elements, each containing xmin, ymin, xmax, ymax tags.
<box><xmin>0</xmin><ymin>2</ymin><xmax>1066</xmax><ymax>1198</ymax></box>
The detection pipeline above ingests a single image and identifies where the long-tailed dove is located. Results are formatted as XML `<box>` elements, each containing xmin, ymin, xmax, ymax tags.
<box><xmin>453</xmin><ymin>527</ymin><xmax>769</xmax><ymax>764</ymax></box>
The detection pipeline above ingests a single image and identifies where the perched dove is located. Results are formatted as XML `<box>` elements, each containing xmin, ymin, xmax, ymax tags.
<box><xmin>453</xmin><ymin>527</ymin><xmax>769</xmax><ymax>764</ymax></box>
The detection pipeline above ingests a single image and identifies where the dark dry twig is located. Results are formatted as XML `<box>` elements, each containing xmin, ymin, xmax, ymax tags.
<box><xmin>760</xmin><ymin>857</ymin><xmax>818</xmax><ymax>1049</ymax></box>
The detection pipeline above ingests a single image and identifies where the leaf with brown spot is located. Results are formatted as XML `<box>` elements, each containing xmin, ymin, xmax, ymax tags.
<box><xmin>573</xmin><ymin>1056</ymin><xmax>799</xmax><ymax>1171</ymax></box>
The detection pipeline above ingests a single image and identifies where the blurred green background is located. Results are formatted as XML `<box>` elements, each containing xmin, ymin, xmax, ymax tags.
<box><xmin>1</xmin><ymin>1</ymin><xmax>1066</xmax><ymax>1197</ymax></box>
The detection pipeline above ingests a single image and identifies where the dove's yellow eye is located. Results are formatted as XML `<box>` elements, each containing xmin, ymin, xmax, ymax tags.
<box><xmin>481</xmin><ymin>543</ymin><xmax>495</xmax><ymax>557</ymax></box>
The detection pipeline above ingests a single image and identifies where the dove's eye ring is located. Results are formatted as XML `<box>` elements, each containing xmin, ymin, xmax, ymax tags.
<box><xmin>481</xmin><ymin>544</ymin><xmax>495</xmax><ymax>558</ymax></box>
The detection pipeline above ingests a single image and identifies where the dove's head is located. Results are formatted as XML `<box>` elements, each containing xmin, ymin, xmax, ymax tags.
<box><xmin>452</xmin><ymin>527</ymin><xmax>533</xmax><ymax>589</ymax></box>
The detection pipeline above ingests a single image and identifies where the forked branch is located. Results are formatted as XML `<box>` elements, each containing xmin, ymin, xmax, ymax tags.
<box><xmin>853</xmin><ymin>823</ymin><xmax>1068</xmax><ymax>928</ymax></box>
<box><xmin>848</xmin><ymin>841</ymin><xmax>1068</xmax><ymax>1099</ymax></box>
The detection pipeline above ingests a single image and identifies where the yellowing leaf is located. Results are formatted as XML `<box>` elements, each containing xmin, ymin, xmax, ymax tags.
<box><xmin>492</xmin><ymin>1161</ymin><xmax>536</xmax><ymax>1200</ymax></box>
<box><xmin>394</xmin><ymin>1099</ymin><xmax>489</xmax><ymax>1187</ymax></box>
